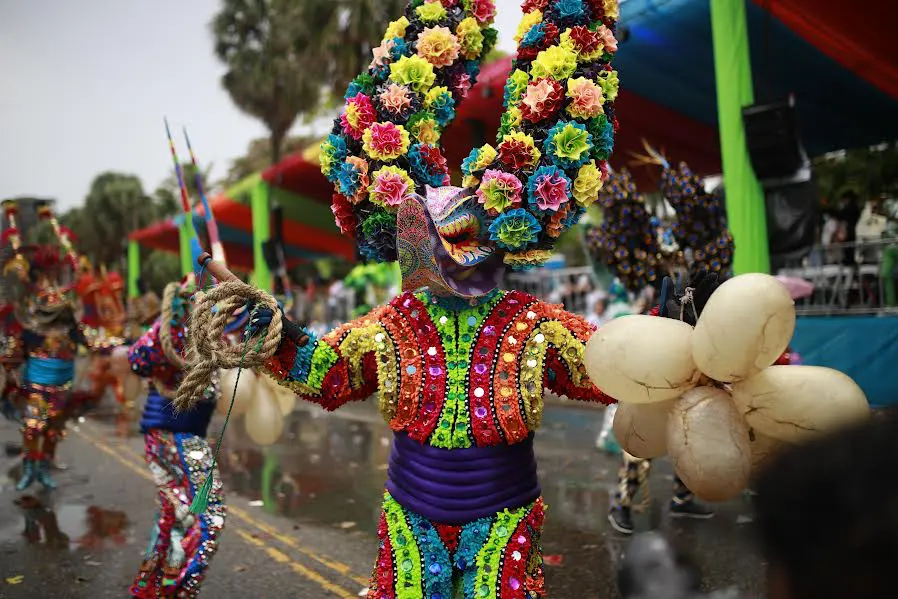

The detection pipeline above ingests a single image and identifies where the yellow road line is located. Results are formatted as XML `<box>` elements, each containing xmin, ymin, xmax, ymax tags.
<box><xmin>75</xmin><ymin>426</ymin><xmax>369</xmax><ymax>587</ymax></box>
<box><xmin>236</xmin><ymin>530</ymin><xmax>362</xmax><ymax>599</ymax></box>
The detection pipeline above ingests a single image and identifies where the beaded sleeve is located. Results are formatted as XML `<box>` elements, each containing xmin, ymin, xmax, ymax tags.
<box><xmin>128</xmin><ymin>320</ymin><xmax>183</xmax><ymax>390</ymax></box>
<box><xmin>537</xmin><ymin>302</ymin><xmax>615</xmax><ymax>404</ymax></box>
<box><xmin>264</xmin><ymin>307</ymin><xmax>388</xmax><ymax>411</ymax></box>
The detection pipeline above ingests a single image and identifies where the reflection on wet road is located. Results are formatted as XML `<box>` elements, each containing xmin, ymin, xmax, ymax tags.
<box><xmin>212</xmin><ymin>398</ymin><xmax>766</xmax><ymax>598</ymax></box>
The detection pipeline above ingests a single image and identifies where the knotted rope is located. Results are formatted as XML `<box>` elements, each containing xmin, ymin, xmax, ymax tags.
<box><xmin>159</xmin><ymin>282</ymin><xmax>187</xmax><ymax>369</ymax></box>
<box><xmin>174</xmin><ymin>280</ymin><xmax>282</xmax><ymax>411</ymax></box>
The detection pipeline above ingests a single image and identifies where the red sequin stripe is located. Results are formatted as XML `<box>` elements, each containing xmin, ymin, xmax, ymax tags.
<box><xmin>393</xmin><ymin>294</ymin><xmax>448</xmax><ymax>442</ymax></box>
<box><xmin>434</xmin><ymin>523</ymin><xmax>463</xmax><ymax>554</ymax></box>
<box><xmin>265</xmin><ymin>338</ymin><xmax>298</xmax><ymax>383</ymax></box>
<box><xmin>469</xmin><ymin>291</ymin><xmax>534</xmax><ymax>446</ymax></box>
<box><xmin>380</xmin><ymin>304</ymin><xmax>425</xmax><ymax>431</ymax></box>
<box><xmin>372</xmin><ymin>512</ymin><xmax>396</xmax><ymax>599</ymax></box>
<box><xmin>498</xmin><ymin>498</ymin><xmax>545</xmax><ymax>599</ymax></box>
<box><xmin>491</xmin><ymin>297</ymin><xmax>544</xmax><ymax>444</ymax></box>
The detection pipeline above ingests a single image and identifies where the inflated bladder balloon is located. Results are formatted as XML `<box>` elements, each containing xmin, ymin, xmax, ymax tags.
<box><xmin>692</xmin><ymin>274</ymin><xmax>795</xmax><ymax>382</ymax></box>
<box><xmin>122</xmin><ymin>374</ymin><xmax>144</xmax><ymax>404</ymax></box>
<box><xmin>109</xmin><ymin>345</ymin><xmax>132</xmax><ymax>378</ymax></box>
<box><xmin>667</xmin><ymin>386</ymin><xmax>751</xmax><ymax>501</ymax></box>
<box><xmin>731</xmin><ymin>365</ymin><xmax>869</xmax><ymax>443</ymax></box>
<box><xmin>584</xmin><ymin>315</ymin><xmax>699</xmax><ymax>404</ymax></box>
<box><xmin>612</xmin><ymin>399</ymin><xmax>675</xmax><ymax>459</ymax></box>
<box><xmin>244</xmin><ymin>384</ymin><xmax>285</xmax><ymax>446</ymax></box>
<box><xmin>218</xmin><ymin>368</ymin><xmax>255</xmax><ymax>416</ymax></box>
<box><xmin>262</xmin><ymin>374</ymin><xmax>297</xmax><ymax>416</ymax></box>
<box><xmin>747</xmin><ymin>429</ymin><xmax>787</xmax><ymax>478</ymax></box>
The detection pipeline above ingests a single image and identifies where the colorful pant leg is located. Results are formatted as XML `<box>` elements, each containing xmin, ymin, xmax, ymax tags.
<box><xmin>20</xmin><ymin>383</ymin><xmax>69</xmax><ymax>460</ymax></box>
<box><xmin>131</xmin><ymin>430</ymin><xmax>226</xmax><ymax>598</ymax></box>
<box><xmin>368</xmin><ymin>493</ymin><xmax>546</xmax><ymax>599</ymax></box>
<box><xmin>612</xmin><ymin>453</ymin><xmax>693</xmax><ymax>509</ymax></box>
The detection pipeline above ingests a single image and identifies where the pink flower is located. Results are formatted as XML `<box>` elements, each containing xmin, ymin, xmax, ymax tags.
<box><xmin>597</xmin><ymin>24</ymin><xmax>618</xmax><ymax>53</ymax></box>
<box><xmin>370</xmin><ymin>39</ymin><xmax>395</xmax><ymax>69</ymax></box>
<box><xmin>379</xmin><ymin>84</ymin><xmax>412</xmax><ymax>114</ymax></box>
<box><xmin>471</xmin><ymin>0</ymin><xmax>496</xmax><ymax>24</ymax></box>
<box><xmin>566</xmin><ymin>78</ymin><xmax>605</xmax><ymax>119</ymax></box>
<box><xmin>362</xmin><ymin>122</ymin><xmax>410</xmax><ymax>161</ymax></box>
<box><xmin>533</xmin><ymin>172</ymin><xmax>570</xmax><ymax>212</ymax></box>
<box><xmin>453</xmin><ymin>72</ymin><xmax>472</xmax><ymax>98</ymax></box>
<box><xmin>476</xmin><ymin>169</ymin><xmax>523</xmax><ymax>214</ymax></box>
<box><xmin>340</xmin><ymin>94</ymin><xmax>376</xmax><ymax>140</ymax></box>
<box><xmin>417</xmin><ymin>26</ymin><xmax>461</xmax><ymax>67</ymax></box>
<box><xmin>373</xmin><ymin>171</ymin><xmax>411</xmax><ymax>207</ymax></box>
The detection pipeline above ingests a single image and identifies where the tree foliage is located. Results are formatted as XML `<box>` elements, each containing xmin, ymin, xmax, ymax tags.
<box><xmin>813</xmin><ymin>142</ymin><xmax>898</xmax><ymax>207</ymax></box>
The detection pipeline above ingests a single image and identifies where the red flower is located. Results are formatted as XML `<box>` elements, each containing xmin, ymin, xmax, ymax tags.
<box><xmin>519</xmin><ymin>77</ymin><xmax>564</xmax><ymax>123</ymax></box>
<box><xmin>331</xmin><ymin>193</ymin><xmax>358</xmax><ymax>237</ymax></box>
<box><xmin>522</xmin><ymin>0</ymin><xmax>549</xmax><ymax>11</ymax></box>
<box><xmin>569</xmin><ymin>26</ymin><xmax>602</xmax><ymax>56</ymax></box>
<box><xmin>585</xmin><ymin>0</ymin><xmax>605</xmax><ymax>19</ymax></box>
<box><xmin>517</xmin><ymin>46</ymin><xmax>540</xmax><ymax>61</ymax></box>
<box><xmin>417</xmin><ymin>144</ymin><xmax>450</xmax><ymax>178</ymax></box>
<box><xmin>439</xmin><ymin>0</ymin><xmax>459</xmax><ymax>6</ymax></box>
<box><xmin>339</xmin><ymin>94</ymin><xmax>377</xmax><ymax>141</ymax></box>
<box><xmin>537</xmin><ymin>22</ymin><xmax>559</xmax><ymax>49</ymax></box>
<box><xmin>498</xmin><ymin>139</ymin><xmax>537</xmax><ymax>170</ymax></box>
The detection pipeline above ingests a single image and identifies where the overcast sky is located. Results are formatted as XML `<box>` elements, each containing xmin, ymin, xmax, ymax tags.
<box><xmin>0</xmin><ymin>1</ymin><xmax>522</xmax><ymax>210</ymax></box>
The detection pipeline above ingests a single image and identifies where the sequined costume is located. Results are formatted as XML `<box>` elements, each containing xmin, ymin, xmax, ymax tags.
<box><xmin>185</xmin><ymin>0</ymin><xmax>623</xmax><ymax>595</ymax></box>
<box><xmin>3</xmin><ymin>304</ymin><xmax>99</xmax><ymax>490</ymax></box>
<box><xmin>128</xmin><ymin>285</ymin><xmax>224</xmax><ymax>598</ymax></box>
<box><xmin>266</xmin><ymin>289</ymin><xmax>612</xmax><ymax>596</ymax></box>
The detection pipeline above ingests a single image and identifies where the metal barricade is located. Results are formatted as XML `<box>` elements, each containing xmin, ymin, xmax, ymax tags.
<box><xmin>505</xmin><ymin>266</ymin><xmax>600</xmax><ymax>315</ymax></box>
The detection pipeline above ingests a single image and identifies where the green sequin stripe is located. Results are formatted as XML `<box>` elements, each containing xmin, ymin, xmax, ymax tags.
<box><xmin>429</xmin><ymin>300</ymin><xmax>459</xmax><ymax>449</ymax></box>
<box><xmin>471</xmin><ymin>505</ymin><xmax>530</xmax><ymax>598</ymax></box>
<box><xmin>383</xmin><ymin>495</ymin><xmax>424</xmax><ymax>599</ymax></box>
<box><xmin>302</xmin><ymin>342</ymin><xmax>340</xmax><ymax>393</ymax></box>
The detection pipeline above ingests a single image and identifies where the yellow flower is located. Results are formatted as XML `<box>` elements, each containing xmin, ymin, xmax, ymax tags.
<box><xmin>456</xmin><ymin>17</ymin><xmax>485</xmax><ymax>60</ymax></box>
<box><xmin>389</xmin><ymin>55</ymin><xmax>436</xmax><ymax>92</ymax></box>
<box><xmin>560</xmin><ymin>29</ymin><xmax>603</xmax><ymax>62</ymax></box>
<box><xmin>504</xmin><ymin>69</ymin><xmax>530</xmax><ymax>106</ymax></box>
<box><xmin>604</xmin><ymin>0</ymin><xmax>620</xmax><ymax>21</ymax></box>
<box><xmin>504</xmin><ymin>249</ymin><xmax>553</xmax><ymax>268</ymax></box>
<box><xmin>472</xmin><ymin>144</ymin><xmax>498</xmax><ymax>170</ymax></box>
<box><xmin>417</xmin><ymin>27</ymin><xmax>460</xmax><ymax>67</ymax></box>
<box><xmin>410</xmin><ymin>116</ymin><xmax>440</xmax><ymax>144</ymax></box>
<box><xmin>416</xmin><ymin>2</ymin><xmax>447</xmax><ymax>23</ymax></box>
<box><xmin>425</xmin><ymin>85</ymin><xmax>451</xmax><ymax>108</ymax></box>
<box><xmin>383</xmin><ymin>16</ymin><xmax>410</xmax><ymax>42</ymax></box>
<box><xmin>505</xmin><ymin>106</ymin><xmax>523</xmax><ymax>129</ymax></box>
<box><xmin>462</xmin><ymin>174</ymin><xmax>480</xmax><ymax>189</ymax></box>
<box><xmin>514</xmin><ymin>10</ymin><xmax>543</xmax><ymax>44</ymax></box>
<box><xmin>573</xmin><ymin>160</ymin><xmax>604</xmax><ymax>206</ymax></box>
<box><xmin>566</xmin><ymin>77</ymin><xmax>605</xmax><ymax>120</ymax></box>
<box><xmin>599</xmin><ymin>69</ymin><xmax>620</xmax><ymax>102</ymax></box>
<box><xmin>531</xmin><ymin>45</ymin><xmax>578</xmax><ymax>81</ymax></box>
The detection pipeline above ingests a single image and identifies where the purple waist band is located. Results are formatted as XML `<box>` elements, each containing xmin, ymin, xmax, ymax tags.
<box><xmin>385</xmin><ymin>432</ymin><xmax>540</xmax><ymax>525</ymax></box>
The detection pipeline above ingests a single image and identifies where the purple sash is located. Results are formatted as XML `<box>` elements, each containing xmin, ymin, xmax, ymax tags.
<box><xmin>385</xmin><ymin>432</ymin><xmax>540</xmax><ymax>524</ymax></box>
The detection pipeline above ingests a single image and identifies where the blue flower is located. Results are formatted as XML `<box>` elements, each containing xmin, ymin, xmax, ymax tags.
<box><xmin>428</xmin><ymin>90</ymin><xmax>456</xmax><ymax>127</ymax></box>
<box><xmin>464</xmin><ymin>60</ymin><xmax>480</xmax><ymax>78</ymax></box>
<box><xmin>543</xmin><ymin>120</ymin><xmax>593</xmax><ymax>170</ymax></box>
<box><xmin>408</xmin><ymin>144</ymin><xmax>445</xmax><ymax>187</ymax></box>
<box><xmin>344</xmin><ymin>82</ymin><xmax>363</xmax><ymax>100</ymax></box>
<box><xmin>320</xmin><ymin>134</ymin><xmax>348</xmax><ymax>183</ymax></box>
<box><xmin>461</xmin><ymin>147</ymin><xmax>481</xmax><ymax>177</ymax></box>
<box><xmin>563</xmin><ymin>205</ymin><xmax>585</xmax><ymax>229</ymax></box>
<box><xmin>592</xmin><ymin>118</ymin><xmax>615</xmax><ymax>160</ymax></box>
<box><xmin>488</xmin><ymin>208</ymin><xmax>543</xmax><ymax>251</ymax></box>
<box><xmin>390</xmin><ymin>37</ymin><xmax>409</xmax><ymax>61</ymax></box>
<box><xmin>551</xmin><ymin>0</ymin><xmax>587</xmax><ymax>23</ymax></box>
<box><xmin>526</xmin><ymin>166</ymin><xmax>572</xmax><ymax>204</ymax></box>
<box><xmin>521</xmin><ymin>23</ymin><xmax>545</xmax><ymax>47</ymax></box>
<box><xmin>336</xmin><ymin>161</ymin><xmax>363</xmax><ymax>197</ymax></box>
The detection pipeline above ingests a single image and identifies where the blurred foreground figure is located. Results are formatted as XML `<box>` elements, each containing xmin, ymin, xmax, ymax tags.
<box><xmin>617</xmin><ymin>532</ymin><xmax>741</xmax><ymax>599</ymax></box>
<box><xmin>756</xmin><ymin>417</ymin><xmax>898</xmax><ymax>599</ymax></box>
<box><xmin>128</xmin><ymin>280</ymin><xmax>224</xmax><ymax>598</ymax></box>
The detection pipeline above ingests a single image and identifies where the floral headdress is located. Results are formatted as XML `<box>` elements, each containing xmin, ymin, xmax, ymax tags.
<box><xmin>322</xmin><ymin>0</ymin><xmax>620</xmax><ymax>271</ymax></box>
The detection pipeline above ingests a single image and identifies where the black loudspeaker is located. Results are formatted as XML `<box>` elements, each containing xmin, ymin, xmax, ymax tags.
<box><xmin>743</xmin><ymin>98</ymin><xmax>804</xmax><ymax>181</ymax></box>
<box><xmin>765</xmin><ymin>178</ymin><xmax>819</xmax><ymax>271</ymax></box>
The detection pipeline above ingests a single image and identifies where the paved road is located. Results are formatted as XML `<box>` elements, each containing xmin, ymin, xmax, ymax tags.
<box><xmin>0</xmin><ymin>399</ymin><xmax>767</xmax><ymax>598</ymax></box>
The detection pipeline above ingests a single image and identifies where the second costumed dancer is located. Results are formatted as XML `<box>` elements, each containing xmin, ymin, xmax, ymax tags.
<box><xmin>178</xmin><ymin>0</ymin><xmax>623</xmax><ymax>596</ymax></box>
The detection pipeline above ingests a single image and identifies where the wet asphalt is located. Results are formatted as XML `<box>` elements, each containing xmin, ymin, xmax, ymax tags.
<box><xmin>0</xmin><ymin>396</ymin><xmax>767</xmax><ymax>598</ymax></box>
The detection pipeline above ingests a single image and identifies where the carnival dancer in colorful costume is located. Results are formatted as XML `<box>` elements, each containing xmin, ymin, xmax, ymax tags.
<box><xmin>128</xmin><ymin>279</ymin><xmax>225</xmax><ymax>598</ymax></box>
<box><xmin>0</xmin><ymin>203</ymin><xmax>120</xmax><ymax>490</ymax></box>
<box><xmin>178</xmin><ymin>1</ymin><xmax>621</xmax><ymax>596</ymax></box>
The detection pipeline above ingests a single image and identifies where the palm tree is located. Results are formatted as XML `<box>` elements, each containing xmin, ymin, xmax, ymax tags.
<box><xmin>212</xmin><ymin>0</ymin><xmax>323</xmax><ymax>165</ymax></box>
<box><xmin>212</xmin><ymin>0</ymin><xmax>405</xmax><ymax>166</ymax></box>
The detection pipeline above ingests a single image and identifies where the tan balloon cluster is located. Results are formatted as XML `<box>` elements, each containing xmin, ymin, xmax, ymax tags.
<box><xmin>585</xmin><ymin>273</ymin><xmax>869</xmax><ymax>501</ymax></box>
<box><xmin>218</xmin><ymin>368</ymin><xmax>296</xmax><ymax>446</ymax></box>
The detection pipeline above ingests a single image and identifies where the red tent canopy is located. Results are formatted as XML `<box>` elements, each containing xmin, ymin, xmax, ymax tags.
<box><xmin>129</xmin><ymin>195</ymin><xmax>354</xmax><ymax>271</ymax></box>
<box><xmin>261</xmin><ymin>154</ymin><xmax>334</xmax><ymax>202</ymax></box>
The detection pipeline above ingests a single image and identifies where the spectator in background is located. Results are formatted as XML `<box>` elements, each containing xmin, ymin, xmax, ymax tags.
<box><xmin>755</xmin><ymin>417</ymin><xmax>898</xmax><ymax>599</ymax></box>
<box><xmin>829</xmin><ymin>190</ymin><xmax>862</xmax><ymax>265</ymax></box>
<box><xmin>872</xmin><ymin>194</ymin><xmax>898</xmax><ymax>306</ymax></box>
<box><xmin>586</xmin><ymin>293</ymin><xmax>608</xmax><ymax>328</ymax></box>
